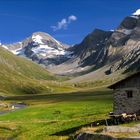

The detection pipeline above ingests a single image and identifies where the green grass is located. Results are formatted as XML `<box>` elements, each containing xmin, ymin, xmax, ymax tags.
<box><xmin>0</xmin><ymin>88</ymin><xmax>113</xmax><ymax>140</ymax></box>
<box><xmin>0</xmin><ymin>47</ymin><xmax>76</xmax><ymax>95</ymax></box>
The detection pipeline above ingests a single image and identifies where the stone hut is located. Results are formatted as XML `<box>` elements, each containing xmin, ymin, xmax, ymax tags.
<box><xmin>108</xmin><ymin>72</ymin><xmax>140</xmax><ymax>115</ymax></box>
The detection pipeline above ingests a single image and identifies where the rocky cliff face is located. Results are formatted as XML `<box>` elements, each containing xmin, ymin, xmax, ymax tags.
<box><xmin>70</xmin><ymin>9</ymin><xmax>140</xmax><ymax>74</ymax></box>
<box><xmin>106</xmin><ymin>12</ymin><xmax>140</xmax><ymax>73</ymax></box>
<box><xmin>72</xmin><ymin>29</ymin><xmax>112</xmax><ymax>67</ymax></box>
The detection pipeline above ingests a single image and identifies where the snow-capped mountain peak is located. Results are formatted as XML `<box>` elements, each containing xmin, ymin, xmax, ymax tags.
<box><xmin>31</xmin><ymin>32</ymin><xmax>64</xmax><ymax>48</ymax></box>
<box><xmin>132</xmin><ymin>9</ymin><xmax>140</xmax><ymax>16</ymax></box>
<box><xmin>2</xmin><ymin>32</ymin><xmax>74</xmax><ymax>67</ymax></box>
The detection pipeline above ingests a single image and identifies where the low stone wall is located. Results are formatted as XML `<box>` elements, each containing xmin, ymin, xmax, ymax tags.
<box><xmin>103</xmin><ymin>126</ymin><xmax>140</xmax><ymax>133</ymax></box>
<box><xmin>76</xmin><ymin>132</ymin><xmax>139</xmax><ymax>140</ymax></box>
<box><xmin>76</xmin><ymin>132</ymin><xmax>116</xmax><ymax>140</ymax></box>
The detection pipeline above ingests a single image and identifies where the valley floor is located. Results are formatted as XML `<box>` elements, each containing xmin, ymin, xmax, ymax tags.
<box><xmin>0</xmin><ymin>88</ymin><xmax>113</xmax><ymax>140</ymax></box>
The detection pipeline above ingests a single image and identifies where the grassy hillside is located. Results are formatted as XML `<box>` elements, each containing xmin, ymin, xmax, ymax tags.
<box><xmin>0</xmin><ymin>47</ymin><xmax>114</xmax><ymax>140</ymax></box>
<box><xmin>0</xmin><ymin>47</ymin><xmax>74</xmax><ymax>95</ymax></box>
<box><xmin>0</xmin><ymin>88</ymin><xmax>113</xmax><ymax>140</ymax></box>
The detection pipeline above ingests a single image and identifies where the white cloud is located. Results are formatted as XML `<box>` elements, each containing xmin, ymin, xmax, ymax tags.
<box><xmin>68</xmin><ymin>15</ymin><xmax>77</xmax><ymax>23</ymax></box>
<box><xmin>51</xmin><ymin>19</ymin><xmax>67</xmax><ymax>31</ymax></box>
<box><xmin>51</xmin><ymin>15</ymin><xmax>77</xmax><ymax>31</ymax></box>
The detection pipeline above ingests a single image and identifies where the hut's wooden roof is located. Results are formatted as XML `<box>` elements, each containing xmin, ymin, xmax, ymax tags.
<box><xmin>108</xmin><ymin>72</ymin><xmax>140</xmax><ymax>89</ymax></box>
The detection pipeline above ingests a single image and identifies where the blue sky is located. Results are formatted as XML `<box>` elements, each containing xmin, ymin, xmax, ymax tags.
<box><xmin>0</xmin><ymin>0</ymin><xmax>139</xmax><ymax>44</ymax></box>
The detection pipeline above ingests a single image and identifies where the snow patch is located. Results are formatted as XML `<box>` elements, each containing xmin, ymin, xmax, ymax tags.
<box><xmin>31</xmin><ymin>44</ymin><xmax>72</xmax><ymax>58</ymax></box>
<box><xmin>110</xmin><ymin>29</ymin><xmax>114</xmax><ymax>32</ymax></box>
<box><xmin>32</xmin><ymin>35</ymin><xmax>44</xmax><ymax>44</ymax></box>
<box><xmin>80</xmin><ymin>67</ymin><xmax>85</xmax><ymax>70</ymax></box>
<box><xmin>132</xmin><ymin>9</ymin><xmax>140</xmax><ymax>16</ymax></box>
<box><xmin>11</xmin><ymin>48</ymin><xmax>23</xmax><ymax>55</ymax></box>
<box><xmin>131</xmin><ymin>15</ymin><xmax>139</xmax><ymax>19</ymax></box>
<box><xmin>1</xmin><ymin>45</ymin><xmax>8</xmax><ymax>50</ymax></box>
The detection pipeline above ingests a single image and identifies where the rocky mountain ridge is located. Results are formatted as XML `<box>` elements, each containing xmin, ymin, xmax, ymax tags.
<box><xmin>66</xmin><ymin>9</ymin><xmax>140</xmax><ymax>75</ymax></box>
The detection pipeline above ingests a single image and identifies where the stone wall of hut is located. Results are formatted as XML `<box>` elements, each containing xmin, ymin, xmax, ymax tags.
<box><xmin>113</xmin><ymin>88</ymin><xmax>140</xmax><ymax>114</ymax></box>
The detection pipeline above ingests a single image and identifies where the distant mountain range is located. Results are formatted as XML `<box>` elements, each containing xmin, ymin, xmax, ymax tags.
<box><xmin>1</xmin><ymin>9</ymin><xmax>140</xmax><ymax>82</ymax></box>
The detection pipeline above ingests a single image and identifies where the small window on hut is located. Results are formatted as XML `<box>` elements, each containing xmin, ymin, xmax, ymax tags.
<box><xmin>126</xmin><ymin>90</ymin><xmax>133</xmax><ymax>98</ymax></box>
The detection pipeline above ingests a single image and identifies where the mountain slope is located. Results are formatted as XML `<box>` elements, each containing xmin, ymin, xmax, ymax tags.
<box><xmin>0</xmin><ymin>47</ymin><xmax>72</xmax><ymax>95</ymax></box>
<box><xmin>72</xmin><ymin>29</ymin><xmax>112</xmax><ymax>67</ymax></box>
<box><xmin>49</xmin><ymin>29</ymin><xmax>112</xmax><ymax>76</ymax></box>
<box><xmin>105</xmin><ymin>11</ymin><xmax>140</xmax><ymax>73</ymax></box>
